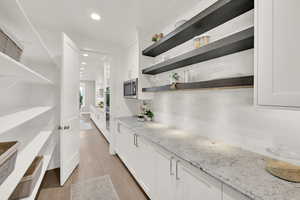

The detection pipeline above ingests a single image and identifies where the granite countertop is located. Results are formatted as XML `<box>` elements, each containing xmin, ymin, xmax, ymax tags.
<box><xmin>117</xmin><ymin>116</ymin><xmax>300</xmax><ymax>200</ymax></box>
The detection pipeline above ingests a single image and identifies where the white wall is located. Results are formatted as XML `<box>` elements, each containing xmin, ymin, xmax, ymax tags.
<box><xmin>110</xmin><ymin>42</ymin><xmax>141</xmax><ymax>119</ymax></box>
<box><xmin>149</xmin><ymin>0</ymin><xmax>300</xmax><ymax>159</ymax></box>
<box><xmin>80</xmin><ymin>80</ymin><xmax>96</xmax><ymax>113</ymax></box>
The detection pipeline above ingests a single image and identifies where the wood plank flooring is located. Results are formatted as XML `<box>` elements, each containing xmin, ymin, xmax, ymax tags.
<box><xmin>37</xmin><ymin>115</ymin><xmax>149</xmax><ymax>200</ymax></box>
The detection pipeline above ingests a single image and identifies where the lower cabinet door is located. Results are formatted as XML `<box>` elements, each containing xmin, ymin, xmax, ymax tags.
<box><xmin>135</xmin><ymin>137</ymin><xmax>156</xmax><ymax>199</ymax></box>
<box><xmin>155</xmin><ymin>149</ymin><xmax>175</xmax><ymax>200</ymax></box>
<box><xmin>177</xmin><ymin>163</ymin><xmax>222</xmax><ymax>200</ymax></box>
<box><xmin>116</xmin><ymin>124</ymin><xmax>134</xmax><ymax>167</ymax></box>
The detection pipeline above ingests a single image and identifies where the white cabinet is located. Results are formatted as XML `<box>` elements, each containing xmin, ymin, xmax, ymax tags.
<box><xmin>176</xmin><ymin>162</ymin><xmax>222</xmax><ymax>200</ymax></box>
<box><xmin>115</xmin><ymin>124</ymin><xmax>134</xmax><ymax>168</ymax></box>
<box><xmin>90</xmin><ymin>106</ymin><xmax>110</xmax><ymax>142</ymax></box>
<box><xmin>223</xmin><ymin>184</ymin><xmax>250</xmax><ymax>200</ymax></box>
<box><xmin>116</xmin><ymin>124</ymin><xmax>156</xmax><ymax>198</ymax></box>
<box><xmin>154</xmin><ymin>149</ymin><xmax>222</xmax><ymax>200</ymax></box>
<box><xmin>155</xmin><ymin>149</ymin><xmax>176</xmax><ymax>200</ymax></box>
<box><xmin>135</xmin><ymin>136</ymin><xmax>156</xmax><ymax>199</ymax></box>
<box><xmin>255</xmin><ymin>0</ymin><xmax>300</xmax><ymax>108</ymax></box>
<box><xmin>116</xmin><ymin>121</ymin><xmax>250</xmax><ymax>200</ymax></box>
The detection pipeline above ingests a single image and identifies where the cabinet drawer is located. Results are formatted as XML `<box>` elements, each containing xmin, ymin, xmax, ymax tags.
<box><xmin>119</xmin><ymin>123</ymin><xmax>134</xmax><ymax>135</ymax></box>
<box><xmin>178</xmin><ymin>163</ymin><xmax>222</xmax><ymax>200</ymax></box>
<box><xmin>223</xmin><ymin>184</ymin><xmax>250</xmax><ymax>200</ymax></box>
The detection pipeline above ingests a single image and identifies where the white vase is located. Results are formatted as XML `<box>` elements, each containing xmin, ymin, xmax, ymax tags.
<box><xmin>145</xmin><ymin>116</ymin><xmax>152</xmax><ymax>121</ymax></box>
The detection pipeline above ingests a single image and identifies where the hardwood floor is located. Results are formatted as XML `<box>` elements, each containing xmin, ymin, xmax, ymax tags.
<box><xmin>37</xmin><ymin>115</ymin><xmax>149</xmax><ymax>200</ymax></box>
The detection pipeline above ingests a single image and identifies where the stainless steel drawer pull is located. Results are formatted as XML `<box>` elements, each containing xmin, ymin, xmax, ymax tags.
<box><xmin>176</xmin><ymin>160</ymin><xmax>180</xmax><ymax>180</ymax></box>
<box><xmin>170</xmin><ymin>157</ymin><xmax>174</xmax><ymax>176</ymax></box>
<box><xmin>135</xmin><ymin>134</ymin><xmax>138</xmax><ymax>147</ymax></box>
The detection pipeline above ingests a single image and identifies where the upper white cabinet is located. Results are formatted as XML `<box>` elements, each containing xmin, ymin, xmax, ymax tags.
<box><xmin>255</xmin><ymin>0</ymin><xmax>300</xmax><ymax>108</ymax></box>
<box><xmin>123</xmin><ymin>29</ymin><xmax>154</xmax><ymax>100</ymax></box>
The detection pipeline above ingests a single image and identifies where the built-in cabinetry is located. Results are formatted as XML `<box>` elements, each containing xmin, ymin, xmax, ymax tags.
<box><xmin>115</xmin><ymin>122</ymin><xmax>251</xmax><ymax>200</ymax></box>
<box><xmin>0</xmin><ymin>0</ymin><xmax>58</xmax><ymax>199</ymax></box>
<box><xmin>90</xmin><ymin>105</ymin><xmax>110</xmax><ymax>142</ymax></box>
<box><xmin>123</xmin><ymin>30</ymin><xmax>154</xmax><ymax>100</ymax></box>
<box><xmin>0</xmin><ymin>0</ymin><xmax>82</xmax><ymax>197</ymax></box>
<box><xmin>255</xmin><ymin>0</ymin><xmax>300</xmax><ymax>108</ymax></box>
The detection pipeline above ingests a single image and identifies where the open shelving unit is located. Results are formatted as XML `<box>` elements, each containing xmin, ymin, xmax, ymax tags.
<box><xmin>142</xmin><ymin>27</ymin><xmax>254</xmax><ymax>75</ymax></box>
<box><xmin>0</xmin><ymin>0</ymin><xmax>58</xmax><ymax>199</ymax></box>
<box><xmin>0</xmin><ymin>52</ymin><xmax>54</xmax><ymax>85</ymax></box>
<box><xmin>142</xmin><ymin>76</ymin><xmax>254</xmax><ymax>92</ymax></box>
<box><xmin>0</xmin><ymin>106</ymin><xmax>53</xmax><ymax>135</ymax></box>
<box><xmin>0</xmin><ymin>130</ymin><xmax>55</xmax><ymax>200</ymax></box>
<box><xmin>141</xmin><ymin>0</ymin><xmax>255</xmax><ymax>92</ymax></box>
<box><xmin>21</xmin><ymin>142</ymin><xmax>56</xmax><ymax>200</ymax></box>
<box><xmin>142</xmin><ymin>0</ymin><xmax>254</xmax><ymax>57</ymax></box>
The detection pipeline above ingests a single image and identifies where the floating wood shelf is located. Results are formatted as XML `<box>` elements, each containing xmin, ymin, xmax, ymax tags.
<box><xmin>142</xmin><ymin>27</ymin><xmax>254</xmax><ymax>75</ymax></box>
<box><xmin>142</xmin><ymin>0</ymin><xmax>254</xmax><ymax>57</ymax></box>
<box><xmin>142</xmin><ymin>76</ymin><xmax>254</xmax><ymax>92</ymax></box>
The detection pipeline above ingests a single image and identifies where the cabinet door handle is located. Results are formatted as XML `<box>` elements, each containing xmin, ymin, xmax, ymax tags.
<box><xmin>117</xmin><ymin>123</ymin><xmax>120</xmax><ymax>132</ymax></box>
<box><xmin>170</xmin><ymin>157</ymin><xmax>174</xmax><ymax>176</ymax></box>
<box><xmin>176</xmin><ymin>160</ymin><xmax>180</xmax><ymax>180</ymax></box>
<box><xmin>64</xmin><ymin>125</ymin><xmax>70</xmax><ymax>130</ymax></box>
<box><xmin>133</xmin><ymin>134</ymin><xmax>136</xmax><ymax>146</ymax></box>
<box><xmin>133</xmin><ymin>134</ymin><xmax>138</xmax><ymax>147</ymax></box>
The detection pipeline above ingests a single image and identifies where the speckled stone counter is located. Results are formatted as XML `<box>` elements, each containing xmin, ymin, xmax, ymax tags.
<box><xmin>117</xmin><ymin>116</ymin><xmax>300</xmax><ymax>200</ymax></box>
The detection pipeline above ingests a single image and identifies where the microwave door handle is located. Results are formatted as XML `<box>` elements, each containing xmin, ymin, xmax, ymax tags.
<box><xmin>132</xmin><ymin>83</ymin><xmax>136</xmax><ymax>94</ymax></box>
<box><xmin>131</xmin><ymin>81</ymin><xmax>134</xmax><ymax>95</ymax></box>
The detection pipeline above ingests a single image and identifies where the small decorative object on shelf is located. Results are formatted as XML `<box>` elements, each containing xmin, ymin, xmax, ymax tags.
<box><xmin>137</xmin><ymin>114</ymin><xmax>145</xmax><ymax>122</ymax></box>
<box><xmin>139</xmin><ymin>100</ymin><xmax>154</xmax><ymax>121</ymax></box>
<box><xmin>144</xmin><ymin>109</ymin><xmax>154</xmax><ymax>121</ymax></box>
<box><xmin>152</xmin><ymin>33</ymin><xmax>164</xmax><ymax>42</ymax></box>
<box><xmin>98</xmin><ymin>101</ymin><xmax>104</xmax><ymax>108</ymax></box>
<box><xmin>162</xmin><ymin>54</ymin><xmax>170</xmax><ymax>62</ymax></box>
<box><xmin>194</xmin><ymin>34</ymin><xmax>210</xmax><ymax>49</ymax></box>
<box><xmin>170</xmin><ymin>83</ymin><xmax>177</xmax><ymax>90</ymax></box>
<box><xmin>184</xmin><ymin>69</ymin><xmax>191</xmax><ymax>83</ymax></box>
<box><xmin>174</xmin><ymin>19</ymin><xmax>187</xmax><ymax>28</ymax></box>
<box><xmin>169</xmin><ymin>72</ymin><xmax>180</xmax><ymax>84</ymax></box>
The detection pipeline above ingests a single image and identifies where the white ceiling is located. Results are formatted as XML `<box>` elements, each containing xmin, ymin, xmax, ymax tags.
<box><xmin>17</xmin><ymin>0</ymin><xmax>202</xmax><ymax>80</ymax></box>
<box><xmin>79</xmin><ymin>51</ymin><xmax>105</xmax><ymax>81</ymax></box>
<box><xmin>19</xmin><ymin>0</ymin><xmax>202</xmax><ymax>50</ymax></box>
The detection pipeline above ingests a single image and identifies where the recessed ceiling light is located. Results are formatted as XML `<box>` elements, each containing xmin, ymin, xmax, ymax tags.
<box><xmin>81</xmin><ymin>62</ymin><xmax>87</xmax><ymax>65</ymax></box>
<box><xmin>90</xmin><ymin>13</ymin><xmax>101</xmax><ymax>21</ymax></box>
<box><xmin>82</xmin><ymin>53</ymin><xmax>88</xmax><ymax>57</ymax></box>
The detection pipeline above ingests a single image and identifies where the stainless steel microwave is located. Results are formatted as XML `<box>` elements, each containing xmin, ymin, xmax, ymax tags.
<box><xmin>123</xmin><ymin>78</ymin><xmax>138</xmax><ymax>98</ymax></box>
